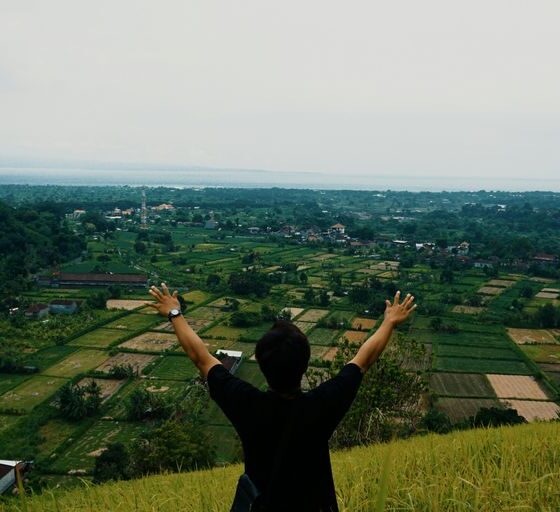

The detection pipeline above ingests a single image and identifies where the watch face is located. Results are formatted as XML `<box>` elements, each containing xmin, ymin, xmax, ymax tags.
<box><xmin>170</xmin><ymin>309</ymin><xmax>180</xmax><ymax>316</ymax></box>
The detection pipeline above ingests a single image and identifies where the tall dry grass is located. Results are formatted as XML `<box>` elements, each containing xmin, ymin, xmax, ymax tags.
<box><xmin>4</xmin><ymin>422</ymin><xmax>560</xmax><ymax>511</ymax></box>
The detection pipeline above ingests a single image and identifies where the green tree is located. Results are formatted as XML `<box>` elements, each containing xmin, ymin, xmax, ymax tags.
<box><xmin>129</xmin><ymin>420</ymin><xmax>215</xmax><ymax>476</ymax></box>
<box><xmin>93</xmin><ymin>442</ymin><xmax>131</xmax><ymax>484</ymax></box>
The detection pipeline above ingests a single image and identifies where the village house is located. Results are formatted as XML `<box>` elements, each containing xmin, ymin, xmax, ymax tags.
<box><xmin>532</xmin><ymin>253</ymin><xmax>559</xmax><ymax>268</ymax></box>
<box><xmin>0</xmin><ymin>460</ymin><xmax>32</xmax><ymax>495</ymax></box>
<box><xmin>49</xmin><ymin>299</ymin><xmax>79</xmax><ymax>314</ymax></box>
<box><xmin>329</xmin><ymin>223</ymin><xmax>345</xmax><ymax>235</ymax></box>
<box><xmin>24</xmin><ymin>304</ymin><xmax>49</xmax><ymax>320</ymax></box>
<box><xmin>41</xmin><ymin>272</ymin><xmax>148</xmax><ymax>288</ymax></box>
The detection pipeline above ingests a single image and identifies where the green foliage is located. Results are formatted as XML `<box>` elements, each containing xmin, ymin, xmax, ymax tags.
<box><xmin>93</xmin><ymin>442</ymin><xmax>132</xmax><ymax>484</ymax></box>
<box><xmin>308</xmin><ymin>333</ymin><xmax>426</xmax><ymax>449</ymax></box>
<box><xmin>228</xmin><ymin>271</ymin><xmax>270</xmax><ymax>297</ymax></box>
<box><xmin>126</xmin><ymin>388</ymin><xmax>174</xmax><ymax>421</ymax></box>
<box><xmin>57</xmin><ymin>381</ymin><xmax>102</xmax><ymax>421</ymax></box>
<box><xmin>468</xmin><ymin>407</ymin><xmax>527</xmax><ymax>428</ymax></box>
<box><xmin>128</xmin><ymin>419</ymin><xmax>215</xmax><ymax>476</ymax></box>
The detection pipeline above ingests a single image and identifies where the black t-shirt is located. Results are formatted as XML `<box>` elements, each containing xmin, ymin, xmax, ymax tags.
<box><xmin>207</xmin><ymin>362</ymin><xmax>363</xmax><ymax>511</ymax></box>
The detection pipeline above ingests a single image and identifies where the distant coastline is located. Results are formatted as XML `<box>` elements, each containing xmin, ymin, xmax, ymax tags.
<box><xmin>1</xmin><ymin>166</ymin><xmax>560</xmax><ymax>192</ymax></box>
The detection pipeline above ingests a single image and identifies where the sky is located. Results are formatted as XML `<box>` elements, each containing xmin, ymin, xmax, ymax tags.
<box><xmin>0</xmin><ymin>1</ymin><xmax>559</xmax><ymax>185</ymax></box>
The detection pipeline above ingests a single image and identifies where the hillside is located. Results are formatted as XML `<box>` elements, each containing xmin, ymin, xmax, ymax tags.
<box><xmin>7</xmin><ymin>422</ymin><xmax>560</xmax><ymax>511</ymax></box>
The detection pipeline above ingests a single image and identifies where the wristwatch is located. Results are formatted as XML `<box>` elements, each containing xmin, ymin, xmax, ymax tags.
<box><xmin>168</xmin><ymin>308</ymin><xmax>182</xmax><ymax>321</ymax></box>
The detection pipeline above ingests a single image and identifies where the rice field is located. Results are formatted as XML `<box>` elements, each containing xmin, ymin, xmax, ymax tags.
<box><xmin>42</xmin><ymin>350</ymin><xmax>110</xmax><ymax>378</ymax></box>
<box><xmin>14</xmin><ymin>422</ymin><xmax>560</xmax><ymax>512</ymax></box>
<box><xmin>119</xmin><ymin>332</ymin><xmax>178</xmax><ymax>352</ymax></box>
<box><xmin>430</xmin><ymin>373</ymin><xmax>495</xmax><ymax>397</ymax></box>
<box><xmin>485</xmin><ymin>374</ymin><xmax>550</xmax><ymax>400</ymax></box>
<box><xmin>68</xmin><ymin>328</ymin><xmax>128</xmax><ymax>348</ymax></box>
<box><xmin>0</xmin><ymin>375</ymin><xmax>68</xmax><ymax>412</ymax></box>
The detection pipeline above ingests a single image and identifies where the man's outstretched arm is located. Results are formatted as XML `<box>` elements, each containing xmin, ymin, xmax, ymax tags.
<box><xmin>145</xmin><ymin>283</ymin><xmax>221</xmax><ymax>378</ymax></box>
<box><xmin>350</xmin><ymin>291</ymin><xmax>416</xmax><ymax>372</ymax></box>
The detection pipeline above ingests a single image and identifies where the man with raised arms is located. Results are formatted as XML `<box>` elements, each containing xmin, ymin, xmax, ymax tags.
<box><xmin>146</xmin><ymin>284</ymin><xmax>416</xmax><ymax>511</ymax></box>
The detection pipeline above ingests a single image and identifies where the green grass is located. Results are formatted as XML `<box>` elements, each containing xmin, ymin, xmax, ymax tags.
<box><xmin>11</xmin><ymin>423</ymin><xmax>560</xmax><ymax>511</ymax></box>
<box><xmin>0</xmin><ymin>375</ymin><xmax>68</xmax><ymax>412</ymax></box>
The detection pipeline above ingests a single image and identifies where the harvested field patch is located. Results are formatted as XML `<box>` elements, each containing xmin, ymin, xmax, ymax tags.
<box><xmin>487</xmin><ymin>280</ymin><xmax>516</xmax><ymax>288</ymax></box>
<box><xmin>486</xmin><ymin>374</ymin><xmax>550</xmax><ymax>400</ymax></box>
<box><xmin>43</xmin><ymin>350</ymin><xmax>110</xmax><ymax>378</ymax></box>
<box><xmin>293</xmin><ymin>321</ymin><xmax>315</xmax><ymax>334</ymax></box>
<box><xmin>281</xmin><ymin>307</ymin><xmax>305</xmax><ymax>319</ymax></box>
<box><xmin>542</xmin><ymin>288</ymin><xmax>560</xmax><ymax>293</ymax></box>
<box><xmin>68</xmin><ymin>328</ymin><xmax>127</xmax><ymax>348</ymax></box>
<box><xmin>372</xmin><ymin>261</ymin><xmax>399</xmax><ymax>270</ymax></box>
<box><xmin>76</xmin><ymin>378</ymin><xmax>125</xmax><ymax>402</ymax></box>
<box><xmin>351</xmin><ymin>317</ymin><xmax>377</xmax><ymax>330</ymax></box>
<box><xmin>207</xmin><ymin>297</ymin><xmax>249</xmax><ymax>308</ymax></box>
<box><xmin>436</xmin><ymin>397</ymin><xmax>501</xmax><ymax>423</ymax></box>
<box><xmin>106</xmin><ymin>299</ymin><xmax>146</xmax><ymax>310</ymax></box>
<box><xmin>322</xmin><ymin>347</ymin><xmax>338</xmax><ymax>361</ymax></box>
<box><xmin>119</xmin><ymin>332</ymin><xmax>178</xmax><ymax>352</ymax></box>
<box><xmin>312</xmin><ymin>253</ymin><xmax>338</xmax><ymax>261</ymax></box>
<box><xmin>96</xmin><ymin>353</ymin><xmax>157</xmax><ymax>374</ymax></box>
<box><xmin>530</xmin><ymin>277</ymin><xmax>556</xmax><ymax>283</ymax></box>
<box><xmin>430</xmin><ymin>373</ymin><xmax>495</xmax><ymax>397</ymax></box>
<box><xmin>478</xmin><ymin>286</ymin><xmax>503</xmax><ymax>295</ymax></box>
<box><xmin>535</xmin><ymin>292</ymin><xmax>559</xmax><ymax>299</ymax></box>
<box><xmin>452</xmin><ymin>305</ymin><xmax>485</xmax><ymax>315</ymax></box>
<box><xmin>507</xmin><ymin>328</ymin><xmax>558</xmax><ymax>345</ymax></box>
<box><xmin>401</xmin><ymin>343</ymin><xmax>432</xmax><ymax>372</ymax></box>
<box><xmin>339</xmin><ymin>330</ymin><xmax>368</xmax><ymax>344</ymax></box>
<box><xmin>538</xmin><ymin>363</ymin><xmax>560</xmax><ymax>372</ymax></box>
<box><xmin>297</xmin><ymin>309</ymin><xmax>329</xmax><ymax>322</ymax></box>
<box><xmin>0</xmin><ymin>376</ymin><xmax>67</xmax><ymax>412</ymax></box>
<box><xmin>104</xmin><ymin>314</ymin><xmax>160</xmax><ymax>331</ymax></box>
<box><xmin>377</xmin><ymin>271</ymin><xmax>397</xmax><ymax>279</ymax></box>
<box><xmin>500</xmin><ymin>399</ymin><xmax>560</xmax><ymax>422</ymax></box>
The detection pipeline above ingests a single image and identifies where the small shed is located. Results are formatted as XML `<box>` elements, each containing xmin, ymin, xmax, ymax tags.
<box><xmin>24</xmin><ymin>304</ymin><xmax>49</xmax><ymax>320</ymax></box>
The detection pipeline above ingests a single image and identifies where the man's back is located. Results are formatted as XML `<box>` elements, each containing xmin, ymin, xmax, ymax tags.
<box><xmin>208</xmin><ymin>362</ymin><xmax>363</xmax><ymax>511</ymax></box>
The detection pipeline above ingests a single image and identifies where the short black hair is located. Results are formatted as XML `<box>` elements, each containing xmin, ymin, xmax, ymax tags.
<box><xmin>255</xmin><ymin>320</ymin><xmax>310</xmax><ymax>393</ymax></box>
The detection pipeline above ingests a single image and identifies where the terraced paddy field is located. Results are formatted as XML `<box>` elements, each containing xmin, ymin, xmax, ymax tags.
<box><xmin>119</xmin><ymin>332</ymin><xmax>178</xmax><ymax>352</ymax></box>
<box><xmin>507</xmin><ymin>328</ymin><xmax>558</xmax><ymax>345</ymax></box>
<box><xmin>146</xmin><ymin>355</ymin><xmax>199</xmax><ymax>380</ymax></box>
<box><xmin>351</xmin><ymin>317</ymin><xmax>377</xmax><ymax>330</ymax></box>
<box><xmin>430</xmin><ymin>373</ymin><xmax>495</xmax><ymax>398</ymax></box>
<box><xmin>96</xmin><ymin>352</ymin><xmax>157</xmax><ymax>374</ymax></box>
<box><xmin>106</xmin><ymin>299</ymin><xmax>147</xmax><ymax>310</ymax></box>
<box><xmin>307</xmin><ymin>328</ymin><xmax>339</xmax><ymax>346</ymax></box>
<box><xmin>0</xmin><ymin>373</ymin><xmax>32</xmax><ymax>395</ymax></box>
<box><xmin>499</xmin><ymin>399</ymin><xmax>560</xmax><ymax>421</ymax></box>
<box><xmin>43</xmin><ymin>350</ymin><xmax>110</xmax><ymax>378</ymax></box>
<box><xmin>0</xmin><ymin>375</ymin><xmax>68</xmax><ymax>412</ymax></box>
<box><xmin>68</xmin><ymin>328</ymin><xmax>129</xmax><ymax>348</ymax></box>
<box><xmin>0</xmin><ymin>414</ymin><xmax>21</xmax><ymax>433</ymax></box>
<box><xmin>486</xmin><ymin>374</ymin><xmax>550</xmax><ymax>400</ymax></box>
<box><xmin>435</xmin><ymin>357</ymin><xmax>533</xmax><ymax>375</ymax></box>
<box><xmin>104</xmin><ymin>314</ymin><xmax>161</xmax><ymax>331</ymax></box>
<box><xmin>49</xmin><ymin>420</ymin><xmax>147</xmax><ymax>472</ymax></box>
<box><xmin>521</xmin><ymin>344</ymin><xmax>560</xmax><ymax>363</ymax></box>
<box><xmin>24</xmin><ymin>345</ymin><xmax>78</xmax><ymax>370</ymax></box>
<box><xmin>297</xmin><ymin>309</ymin><xmax>330</xmax><ymax>322</ymax></box>
<box><xmin>105</xmin><ymin>379</ymin><xmax>193</xmax><ymax>420</ymax></box>
<box><xmin>435</xmin><ymin>397</ymin><xmax>502</xmax><ymax>423</ymax></box>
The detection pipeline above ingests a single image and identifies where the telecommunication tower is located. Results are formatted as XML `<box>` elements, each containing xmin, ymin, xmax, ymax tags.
<box><xmin>141</xmin><ymin>187</ymin><xmax>148</xmax><ymax>229</ymax></box>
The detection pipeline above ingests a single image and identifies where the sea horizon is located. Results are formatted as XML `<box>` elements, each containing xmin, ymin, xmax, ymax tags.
<box><xmin>1</xmin><ymin>166</ymin><xmax>560</xmax><ymax>193</ymax></box>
